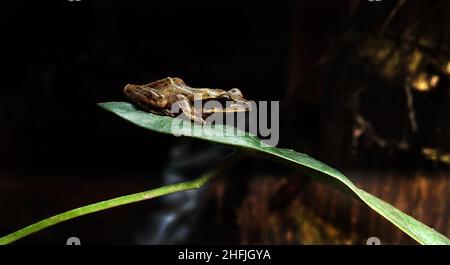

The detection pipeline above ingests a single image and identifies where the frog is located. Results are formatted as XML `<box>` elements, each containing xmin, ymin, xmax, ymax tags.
<box><xmin>123</xmin><ymin>77</ymin><xmax>251</xmax><ymax>124</ymax></box>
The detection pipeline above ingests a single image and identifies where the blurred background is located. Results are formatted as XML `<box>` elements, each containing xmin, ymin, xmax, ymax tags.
<box><xmin>0</xmin><ymin>0</ymin><xmax>449</xmax><ymax>244</ymax></box>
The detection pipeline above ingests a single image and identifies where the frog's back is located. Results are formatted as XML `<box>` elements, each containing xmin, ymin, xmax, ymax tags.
<box><xmin>145</xmin><ymin>77</ymin><xmax>228</xmax><ymax>101</ymax></box>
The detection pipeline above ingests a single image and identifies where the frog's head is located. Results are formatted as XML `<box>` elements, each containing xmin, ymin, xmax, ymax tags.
<box><xmin>226</xmin><ymin>88</ymin><xmax>246</xmax><ymax>101</ymax></box>
<box><xmin>223</xmin><ymin>88</ymin><xmax>252</xmax><ymax>112</ymax></box>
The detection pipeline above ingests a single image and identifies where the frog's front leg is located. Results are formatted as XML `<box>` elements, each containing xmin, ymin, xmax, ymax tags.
<box><xmin>174</xmin><ymin>94</ymin><xmax>206</xmax><ymax>125</ymax></box>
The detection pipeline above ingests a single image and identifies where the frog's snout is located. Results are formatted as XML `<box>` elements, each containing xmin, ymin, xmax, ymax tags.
<box><xmin>243</xmin><ymin>101</ymin><xmax>253</xmax><ymax>111</ymax></box>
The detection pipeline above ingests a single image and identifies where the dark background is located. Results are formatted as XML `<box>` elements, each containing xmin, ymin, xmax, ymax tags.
<box><xmin>0</xmin><ymin>0</ymin><xmax>290</xmax><ymax>177</ymax></box>
<box><xmin>0</xmin><ymin>0</ymin><xmax>449</xmax><ymax>244</ymax></box>
<box><xmin>0</xmin><ymin>0</ymin><xmax>293</xmax><ymax>244</ymax></box>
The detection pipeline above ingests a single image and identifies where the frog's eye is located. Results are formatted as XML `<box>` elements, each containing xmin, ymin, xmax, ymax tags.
<box><xmin>228</xmin><ymin>88</ymin><xmax>243</xmax><ymax>97</ymax></box>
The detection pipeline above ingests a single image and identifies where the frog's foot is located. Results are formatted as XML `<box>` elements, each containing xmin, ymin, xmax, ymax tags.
<box><xmin>175</xmin><ymin>95</ymin><xmax>206</xmax><ymax>125</ymax></box>
<box><xmin>191</xmin><ymin>115</ymin><xmax>206</xmax><ymax>125</ymax></box>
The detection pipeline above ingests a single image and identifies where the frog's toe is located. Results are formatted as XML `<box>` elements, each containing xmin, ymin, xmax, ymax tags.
<box><xmin>193</xmin><ymin>116</ymin><xmax>206</xmax><ymax>125</ymax></box>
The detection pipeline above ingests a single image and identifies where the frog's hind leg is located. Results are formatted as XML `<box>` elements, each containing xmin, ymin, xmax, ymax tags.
<box><xmin>124</xmin><ymin>85</ymin><xmax>167</xmax><ymax>110</ymax></box>
<box><xmin>175</xmin><ymin>94</ymin><xmax>206</xmax><ymax>125</ymax></box>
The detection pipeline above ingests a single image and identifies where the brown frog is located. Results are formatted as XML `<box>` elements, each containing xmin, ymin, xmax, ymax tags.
<box><xmin>124</xmin><ymin>77</ymin><xmax>251</xmax><ymax>124</ymax></box>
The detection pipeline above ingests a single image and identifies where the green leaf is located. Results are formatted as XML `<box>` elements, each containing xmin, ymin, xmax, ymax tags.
<box><xmin>0</xmin><ymin>151</ymin><xmax>244</xmax><ymax>245</ymax></box>
<box><xmin>99</xmin><ymin>102</ymin><xmax>450</xmax><ymax>245</ymax></box>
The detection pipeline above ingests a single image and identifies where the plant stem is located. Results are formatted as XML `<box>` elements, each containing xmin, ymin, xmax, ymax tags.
<box><xmin>0</xmin><ymin>151</ymin><xmax>245</xmax><ymax>245</ymax></box>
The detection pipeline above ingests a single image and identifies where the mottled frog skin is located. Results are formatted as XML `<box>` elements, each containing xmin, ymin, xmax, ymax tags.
<box><xmin>124</xmin><ymin>77</ymin><xmax>251</xmax><ymax>124</ymax></box>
